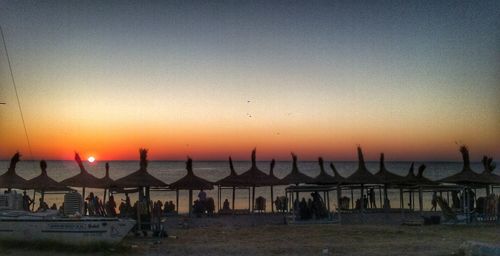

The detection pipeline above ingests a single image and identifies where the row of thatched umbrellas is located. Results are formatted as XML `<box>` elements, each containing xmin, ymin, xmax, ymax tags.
<box><xmin>1</xmin><ymin>146</ymin><xmax>498</xmax><ymax>214</ymax></box>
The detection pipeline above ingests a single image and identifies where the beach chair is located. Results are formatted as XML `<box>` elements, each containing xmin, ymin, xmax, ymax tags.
<box><xmin>436</xmin><ymin>196</ymin><xmax>467</xmax><ymax>224</ymax></box>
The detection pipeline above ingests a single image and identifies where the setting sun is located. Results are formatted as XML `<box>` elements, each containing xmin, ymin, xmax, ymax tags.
<box><xmin>88</xmin><ymin>156</ymin><xmax>95</xmax><ymax>163</ymax></box>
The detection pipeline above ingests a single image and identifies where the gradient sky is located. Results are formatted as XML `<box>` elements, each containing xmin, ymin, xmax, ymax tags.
<box><xmin>0</xmin><ymin>1</ymin><xmax>499</xmax><ymax>161</ymax></box>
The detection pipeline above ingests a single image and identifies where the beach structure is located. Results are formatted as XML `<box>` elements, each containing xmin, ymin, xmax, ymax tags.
<box><xmin>215</xmin><ymin>157</ymin><xmax>245</xmax><ymax>212</ymax></box>
<box><xmin>329</xmin><ymin>162</ymin><xmax>346</xmax><ymax>210</ymax></box>
<box><xmin>268</xmin><ymin>159</ymin><xmax>285</xmax><ymax>212</ymax></box>
<box><xmin>0</xmin><ymin>152</ymin><xmax>28</xmax><ymax>190</ymax></box>
<box><xmin>25</xmin><ymin>160</ymin><xmax>72</xmax><ymax>208</ymax></box>
<box><xmin>281</xmin><ymin>153</ymin><xmax>314</xmax><ymax>185</ymax></box>
<box><xmin>60</xmin><ymin>153</ymin><xmax>105</xmax><ymax>206</ymax></box>
<box><xmin>343</xmin><ymin>147</ymin><xmax>382</xmax><ymax>215</ymax></box>
<box><xmin>400</xmin><ymin>163</ymin><xmax>438</xmax><ymax>213</ymax></box>
<box><xmin>477</xmin><ymin>156</ymin><xmax>500</xmax><ymax>195</ymax></box>
<box><xmin>235</xmin><ymin>149</ymin><xmax>282</xmax><ymax>212</ymax></box>
<box><xmin>99</xmin><ymin>162</ymin><xmax>116</xmax><ymax>204</ymax></box>
<box><xmin>374</xmin><ymin>153</ymin><xmax>405</xmax><ymax>210</ymax></box>
<box><xmin>308</xmin><ymin>158</ymin><xmax>342</xmax><ymax>211</ymax></box>
<box><xmin>169</xmin><ymin>157</ymin><xmax>213</xmax><ymax>216</ymax></box>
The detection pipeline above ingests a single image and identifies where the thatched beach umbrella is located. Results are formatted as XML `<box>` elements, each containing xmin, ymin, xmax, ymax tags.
<box><xmin>268</xmin><ymin>159</ymin><xmax>286</xmax><ymax>212</ymax></box>
<box><xmin>374</xmin><ymin>153</ymin><xmax>404</xmax><ymax>209</ymax></box>
<box><xmin>169</xmin><ymin>157</ymin><xmax>213</xmax><ymax>215</ymax></box>
<box><xmin>113</xmin><ymin>149</ymin><xmax>167</xmax><ymax>188</ymax></box>
<box><xmin>26</xmin><ymin>160</ymin><xmax>71</xmax><ymax>204</ymax></box>
<box><xmin>61</xmin><ymin>153</ymin><xmax>105</xmax><ymax>205</ymax></box>
<box><xmin>215</xmin><ymin>157</ymin><xmax>242</xmax><ymax>211</ymax></box>
<box><xmin>236</xmin><ymin>149</ymin><xmax>282</xmax><ymax>211</ymax></box>
<box><xmin>343</xmin><ymin>147</ymin><xmax>381</xmax><ymax>214</ymax></box>
<box><xmin>330</xmin><ymin>162</ymin><xmax>346</xmax><ymax>209</ymax></box>
<box><xmin>477</xmin><ymin>156</ymin><xmax>500</xmax><ymax>194</ymax></box>
<box><xmin>311</xmin><ymin>157</ymin><xmax>341</xmax><ymax>185</ymax></box>
<box><xmin>281</xmin><ymin>153</ymin><xmax>314</xmax><ymax>185</ymax></box>
<box><xmin>439</xmin><ymin>146</ymin><xmax>481</xmax><ymax>185</ymax></box>
<box><xmin>98</xmin><ymin>163</ymin><xmax>116</xmax><ymax>204</ymax></box>
<box><xmin>0</xmin><ymin>152</ymin><xmax>28</xmax><ymax>190</ymax></box>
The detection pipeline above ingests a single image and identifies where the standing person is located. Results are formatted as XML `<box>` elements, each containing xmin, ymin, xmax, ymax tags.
<box><xmin>369</xmin><ymin>188</ymin><xmax>376</xmax><ymax>208</ymax></box>
<box><xmin>198</xmin><ymin>189</ymin><xmax>207</xmax><ymax>202</ymax></box>
<box><xmin>107</xmin><ymin>195</ymin><xmax>117</xmax><ymax>216</ymax></box>
<box><xmin>431</xmin><ymin>192</ymin><xmax>438</xmax><ymax>211</ymax></box>
<box><xmin>22</xmin><ymin>191</ymin><xmax>33</xmax><ymax>211</ymax></box>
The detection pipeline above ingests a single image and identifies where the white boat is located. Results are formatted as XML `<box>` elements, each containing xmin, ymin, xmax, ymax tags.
<box><xmin>0</xmin><ymin>192</ymin><xmax>136</xmax><ymax>244</ymax></box>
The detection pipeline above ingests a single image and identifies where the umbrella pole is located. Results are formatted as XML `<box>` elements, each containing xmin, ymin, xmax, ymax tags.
<box><xmin>82</xmin><ymin>187</ymin><xmax>86</xmax><ymax>215</ymax></box>
<box><xmin>188</xmin><ymin>189</ymin><xmax>193</xmax><ymax>217</ymax></box>
<box><xmin>400</xmin><ymin>188</ymin><xmax>403</xmax><ymax>213</ymax></box>
<box><xmin>103</xmin><ymin>189</ymin><xmax>107</xmax><ymax>205</ymax></box>
<box><xmin>176</xmin><ymin>189</ymin><xmax>179</xmax><ymax>213</ymax></box>
<box><xmin>418</xmin><ymin>186</ymin><xmax>423</xmax><ymax>214</ymax></box>
<box><xmin>360</xmin><ymin>184</ymin><xmax>364</xmax><ymax>222</ymax></box>
<box><xmin>378</xmin><ymin>186</ymin><xmax>382</xmax><ymax>209</ymax></box>
<box><xmin>271</xmin><ymin>185</ymin><xmax>274</xmax><ymax>213</ymax></box>
<box><xmin>41</xmin><ymin>190</ymin><xmax>45</xmax><ymax>205</ymax></box>
<box><xmin>248</xmin><ymin>188</ymin><xmax>250</xmax><ymax>211</ymax></box>
<box><xmin>252</xmin><ymin>186</ymin><xmax>255</xmax><ymax>212</ymax></box>
<box><xmin>232</xmin><ymin>186</ymin><xmax>235</xmax><ymax>213</ymax></box>
<box><xmin>336</xmin><ymin>185</ymin><xmax>341</xmax><ymax>211</ymax></box>
<box><xmin>350</xmin><ymin>188</ymin><xmax>354</xmax><ymax>209</ymax></box>
<box><xmin>31</xmin><ymin>190</ymin><xmax>36</xmax><ymax>211</ymax></box>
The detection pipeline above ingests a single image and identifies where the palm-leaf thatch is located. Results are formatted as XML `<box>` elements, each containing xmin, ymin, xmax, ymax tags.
<box><xmin>343</xmin><ymin>147</ymin><xmax>381</xmax><ymax>185</ymax></box>
<box><xmin>329</xmin><ymin>162</ymin><xmax>346</xmax><ymax>183</ymax></box>
<box><xmin>374</xmin><ymin>153</ymin><xmax>405</xmax><ymax>185</ymax></box>
<box><xmin>0</xmin><ymin>152</ymin><xmax>28</xmax><ymax>189</ymax></box>
<box><xmin>477</xmin><ymin>156</ymin><xmax>500</xmax><ymax>185</ymax></box>
<box><xmin>98</xmin><ymin>162</ymin><xmax>116</xmax><ymax>188</ymax></box>
<box><xmin>281</xmin><ymin>153</ymin><xmax>314</xmax><ymax>185</ymax></box>
<box><xmin>215</xmin><ymin>157</ymin><xmax>244</xmax><ymax>187</ymax></box>
<box><xmin>439</xmin><ymin>145</ymin><xmax>481</xmax><ymax>185</ymax></box>
<box><xmin>268</xmin><ymin>159</ymin><xmax>285</xmax><ymax>185</ymax></box>
<box><xmin>113</xmin><ymin>149</ymin><xmax>167</xmax><ymax>188</ymax></box>
<box><xmin>25</xmin><ymin>160</ymin><xmax>71</xmax><ymax>191</ymax></box>
<box><xmin>169</xmin><ymin>157</ymin><xmax>213</xmax><ymax>190</ymax></box>
<box><xmin>310</xmin><ymin>157</ymin><xmax>341</xmax><ymax>185</ymax></box>
<box><xmin>60</xmin><ymin>153</ymin><xmax>105</xmax><ymax>188</ymax></box>
<box><xmin>236</xmin><ymin>149</ymin><xmax>282</xmax><ymax>186</ymax></box>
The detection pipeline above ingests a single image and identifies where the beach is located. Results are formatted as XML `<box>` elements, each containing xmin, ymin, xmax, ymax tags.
<box><xmin>2</xmin><ymin>213</ymin><xmax>499</xmax><ymax>256</ymax></box>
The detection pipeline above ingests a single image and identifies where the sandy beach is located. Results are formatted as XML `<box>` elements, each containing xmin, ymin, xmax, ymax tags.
<box><xmin>2</xmin><ymin>213</ymin><xmax>499</xmax><ymax>256</ymax></box>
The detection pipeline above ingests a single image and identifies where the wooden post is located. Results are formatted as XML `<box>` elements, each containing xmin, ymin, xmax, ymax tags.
<box><xmin>378</xmin><ymin>186</ymin><xmax>382</xmax><ymax>209</ymax></box>
<box><xmin>251</xmin><ymin>186</ymin><xmax>255</xmax><ymax>212</ymax></box>
<box><xmin>418</xmin><ymin>186</ymin><xmax>423</xmax><ymax>214</ymax></box>
<box><xmin>232</xmin><ymin>186</ymin><xmax>236</xmax><ymax>212</ymax></box>
<box><xmin>103</xmin><ymin>188</ymin><xmax>107</xmax><ymax>205</ymax></box>
<box><xmin>188</xmin><ymin>189</ymin><xmax>193</xmax><ymax>216</ymax></box>
<box><xmin>176</xmin><ymin>189</ymin><xmax>179</xmax><ymax>213</ymax></box>
<box><xmin>82</xmin><ymin>187</ymin><xmax>86</xmax><ymax>215</ymax></box>
<box><xmin>336</xmin><ymin>185</ymin><xmax>341</xmax><ymax>210</ymax></box>
<box><xmin>31</xmin><ymin>190</ymin><xmax>36</xmax><ymax>211</ymax></box>
<box><xmin>350</xmin><ymin>188</ymin><xmax>354</xmax><ymax>209</ymax></box>
<box><xmin>270</xmin><ymin>186</ymin><xmax>274</xmax><ymax>213</ymax></box>
<box><xmin>360</xmin><ymin>184</ymin><xmax>365</xmax><ymax>222</ymax></box>
<box><xmin>400</xmin><ymin>188</ymin><xmax>404</xmax><ymax>213</ymax></box>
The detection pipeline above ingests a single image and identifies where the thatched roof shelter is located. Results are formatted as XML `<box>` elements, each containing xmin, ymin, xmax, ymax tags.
<box><xmin>281</xmin><ymin>153</ymin><xmax>314</xmax><ymax>185</ymax></box>
<box><xmin>329</xmin><ymin>162</ymin><xmax>346</xmax><ymax>183</ymax></box>
<box><xmin>170</xmin><ymin>157</ymin><xmax>213</xmax><ymax>190</ymax></box>
<box><xmin>113</xmin><ymin>149</ymin><xmax>167</xmax><ymax>188</ymax></box>
<box><xmin>343</xmin><ymin>147</ymin><xmax>382</xmax><ymax>185</ymax></box>
<box><xmin>60</xmin><ymin>153</ymin><xmax>105</xmax><ymax>188</ymax></box>
<box><xmin>477</xmin><ymin>156</ymin><xmax>500</xmax><ymax>185</ymax></box>
<box><xmin>214</xmin><ymin>157</ymin><xmax>243</xmax><ymax>187</ymax></box>
<box><xmin>268</xmin><ymin>159</ymin><xmax>285</xmax><ymax>185</ymax></box>
<box><xmin>374</xmin><ymin>153</ymin><xmax>405</xmax><ymax>185</ymax></box>
<box><xmin>310</xmin><ymin>157</ymin><xmax>341</xmax><ymax>185</ymax></box>
<box><xmin>236</xmin><ymin>149</ymin><xmax>282</xmax><ymax>187</ymax></box>
<box><xmin>25</xmin><ymin>160</ymin><xmax>71</xmax><ymax>191</ymax></box>
<box><xmin>0</xmin><ymin>152</ymin><xmax>28</xmax><ymax>189</ymax></box>
<box><xmin>439</xmin><ymin>146</ymin><xmax>481</xmax><ymax>185</ymax></box>
<box><xmin>97</xmin><ymin>162</ymin><xmax>115</xmax><ymax>188</ymax></box>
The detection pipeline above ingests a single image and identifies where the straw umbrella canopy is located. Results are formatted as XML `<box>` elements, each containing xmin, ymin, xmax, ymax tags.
<box><xmin>439</xmin><ymin>146</ymin><xmax>481</xmax><ymax>185</ymax></box>
<box><xmin>98</xmin><ymin>163</ymin><xmax>116</xmax><ymax>204</ymax></box>
<box><xmin>329</xmin><ymin>163</ymin><xmax>346</xmax><ymax>183</ymax></box>
<box><xmin>214</xmin><ymin>157</ymin><xmax>243</xmax><ymax>211</ymax></box>
<box><xmin>477</xmin><ymin>156</ymin><xmax>500</xmax><ymax>185</ymax></box>
<box><xmin>281</xmin><ymin>153</ymin><xmax>314</xmax><ymax>185</ymax></box>
<box><xmin>60</xmin><ymin>153</ymin><xmax>105</xmax><ymax>205</ymax></box>
<box><xmin>374</xmin><ymin>153</ymin><xmax>405</xmax><ymax>185</ymax></box>
<box><xmin>310</xmin><ymin>157</ymin><xmax>341</xmax><ymax>185</ymax></box>
<box><xmin>0</xmin><ymin>152</ymin><xmax>28</xmax><ymax>189</ymax></box>
<box><xmin>25</xmin><ymin>160</ymin><xmax>72</xmax><ymax>207</ymax></box>
<box><xmin>343</xmin><ymin>147</ymin><xmax>381</xmax><ymax>185</ymax></box>
<box><xmin>169</xmin><ymin>157</ymin><xmax>213</xmax><ymax>215</ymax></box>
<box><xmin>113</xmin><ymin>149</ymin><xmax>167</xmax><ymax>188</ymax></box>
<box><xmin>235</xmin><ymin>149</ymin><xmax>282</xmax><ymax>211</ymax></box>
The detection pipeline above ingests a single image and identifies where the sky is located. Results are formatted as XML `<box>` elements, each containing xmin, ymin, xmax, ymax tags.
<box><xmin>0</xmin><ymin>1</ymin><xmax>499</xmax><ymax>161</ymax></box>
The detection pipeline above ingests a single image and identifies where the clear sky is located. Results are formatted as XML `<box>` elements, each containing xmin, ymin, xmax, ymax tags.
<box><xmin>0</xmin><ymin>1</ymin><xmax>499</xmax><ymax>161</ymax></box>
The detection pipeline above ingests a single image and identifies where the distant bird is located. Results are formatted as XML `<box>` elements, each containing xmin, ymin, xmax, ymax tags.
<box><xmin>247</xmin><ymin>100</ymin><xmax>251</xmax><ymax>103</ymax></box>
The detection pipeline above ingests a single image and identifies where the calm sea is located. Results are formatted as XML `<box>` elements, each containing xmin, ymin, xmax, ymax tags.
<box><xmin>0</xmin><ymin>160</ymin><xmax>491</xmax><ymax>213</ymax></box>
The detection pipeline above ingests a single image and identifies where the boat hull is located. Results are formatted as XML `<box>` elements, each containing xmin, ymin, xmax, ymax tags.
<box><xmin>0</xmin><ymin>214</ymin><xmax>135</xmax><ymax>244</ymax></box>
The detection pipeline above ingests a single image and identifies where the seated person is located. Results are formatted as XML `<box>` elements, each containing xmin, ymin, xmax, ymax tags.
<box><xmin>222</xmin><ymin>199</ymin><xmax>231</xmax><ymax>211</ymax></box>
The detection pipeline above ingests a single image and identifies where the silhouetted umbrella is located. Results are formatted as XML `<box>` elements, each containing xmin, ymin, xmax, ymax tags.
<box><xmin>98</xmin><ymin>163</ymin><xmax>115</xmax><ymax>188</ymax></box>
<box><xmin>374</xmin><ymin>153</ymin><xmax>405</xmax><ymax>185</ymax></box>
<box><xmin>61</xmin><ymin>153</ymin><xmax>104</xmax><ymax>188</ymax></box>
<box><xmin>26</xmin><ymin>160</ymin><xmax>71</xmax><ymax>191</ymax></box>
<box><xmin>477</xmin><ymin>156</ymin><xmax>500</xmax><ymax>185</ymax></box>
<box><xmin>215</xmin><ymin>157</ymin><xmax>243</xmax><ymax>187</ymax></box>
<box><xmin>237</xmin><ymin>149</ymin><xmax>282</xmax><ymax>187</ymax></box>
<box><xmin>170</xmin><ymin>157</ymin><xmax>213</xmax><ymax>190</ymax></box>
<box><xmin>439</xmin><ymin>146</ymin><xmax>481</xmax><ymax>185</ymax></box>
<box><xmin>170</xmin><ymin>157</ymin><xmax>213</xmax><ymax>215</ymax></box>
<box><xmin>113</xmin><ymin>149</ymin><xmax>167</xmax><ymax>188</ymax></box>
<box><xmin>281</xmin><ymin>153</ymin><xmax>314</xmax><ymax>185</ymax></box>
<box><xmin>343</xmin><ymin>147</ymin><xmax>381</xmax><ymax>185</ymax></box>
<box><xmin>310</xmin><ymin>157</ymin><xmax>341</xmax><ymax>185</ymax></box>
<box><xmin>402</xmin><ymin>162</ymin><xmax>420</xmax><ymax>186</ymax></box>
<box><xmin>0</xmin><ymin>152</ymin><xmax>28</xmax><ymax>189</ymax></box>
<box><xmin>329</xmin><ymin>162</ymin><xmax>346</xmax><ymax>183</ymax></box>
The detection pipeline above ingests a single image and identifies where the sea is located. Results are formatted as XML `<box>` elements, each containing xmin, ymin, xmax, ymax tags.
<box><xmin>0</xmin><ymin>160</ymin><xmax>492</xmax><ymax>213</ymax></box>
